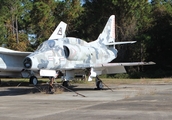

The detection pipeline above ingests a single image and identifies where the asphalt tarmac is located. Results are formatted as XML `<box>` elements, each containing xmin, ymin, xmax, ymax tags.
<box><xmin>0</xmin><ymin>82</ymin><xmax>172</xmax><ymax>120</ymax></box>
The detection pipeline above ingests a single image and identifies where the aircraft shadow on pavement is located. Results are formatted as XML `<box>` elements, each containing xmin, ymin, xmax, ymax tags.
<box><xmin>0</xmin><ymin>81</ymin><xmax>111</xmax><ymax>96</ymax></box>
<box><xmin>68</xmin><ymin>85</ymin><xmax>109</xmax><ymax>91</ymax></box>
<box><xmin>0</xmin><ymin>87</ymin><xmax>40</xmax><ymax>96</ymax></box>
<box><xmin>0</xmin><ymin>81</ymin><xmax>46</xmax><ymax>96</ymax></box>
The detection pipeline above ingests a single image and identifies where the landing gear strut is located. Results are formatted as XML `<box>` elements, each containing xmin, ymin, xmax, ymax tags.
<box><xmin>48</xmin><ymin>77</ymin><xmax>55</xmax><ymax>93</ymax></box>
<box><xmin>95</xmin><ymin>76</ymin><xmax>104</xmax><ymax>90</ymax></box>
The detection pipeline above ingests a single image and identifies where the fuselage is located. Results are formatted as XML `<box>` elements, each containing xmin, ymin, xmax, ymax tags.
<box><xmin>23</xmin><ymin>37</ymin><xmax>118</xmax><ymax>70</ymax></box>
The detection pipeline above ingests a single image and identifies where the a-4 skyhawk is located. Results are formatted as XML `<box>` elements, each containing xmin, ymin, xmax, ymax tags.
<box><xmin>23</xmin><ymin>15</ymin><xmax>155</xmax><ymax>90</ymax></box>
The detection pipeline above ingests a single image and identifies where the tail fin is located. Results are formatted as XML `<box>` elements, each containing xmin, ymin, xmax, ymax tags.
<box><xmin>97</xmin><ymin>15</ymin><xmax>115</xmax><ymax>44</ymax></box>
<box><xmin>97</xmin><ymin>15</ymin><xmax>136</xmax><ymax>46</ymax></box>
<box><xmin>48</xmin><ymin>21</ymin><xmax>67</xmax><ymax>40</ymax></box>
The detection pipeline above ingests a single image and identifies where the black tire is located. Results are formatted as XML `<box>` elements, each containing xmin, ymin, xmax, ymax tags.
<box><xmin>29</xmin><ymin>76</ymin><xmax>38</xmax><ymax>85</ymax></box>
<box><xmin>62</xmin><ymin>81</ymin><xmax>69</xmax><ymax>88</ymax></box>
<box><xmin>96</xmin><ymin>80</ymin><xmax>103</xmax><ymax>90</ymax></box>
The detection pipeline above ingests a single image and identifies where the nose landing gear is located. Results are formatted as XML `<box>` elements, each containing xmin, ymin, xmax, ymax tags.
<box><xmin>29</xmin><ymin>76</ymin><xmax>38</xmax><ymax>85</ymax></box>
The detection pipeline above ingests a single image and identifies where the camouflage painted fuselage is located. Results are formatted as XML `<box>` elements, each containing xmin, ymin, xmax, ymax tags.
<box><xmin>24</xmin><ymin>37</ymin><xmax>118</xmax><ymax>71</ymax></box>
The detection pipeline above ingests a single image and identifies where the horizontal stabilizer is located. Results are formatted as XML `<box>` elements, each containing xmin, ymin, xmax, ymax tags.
<box><xmin>105</xmin><ymin>41</ymin><xmax>136</xmax><ymax>46</ymax></box>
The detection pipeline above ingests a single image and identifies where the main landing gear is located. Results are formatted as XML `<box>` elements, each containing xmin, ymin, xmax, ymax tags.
<box><xmin>62</xmin><ymin>81</ymin><xmax>69</xmax><ymax>88</ymax></box>
<box><xmin>95</xmin><ymin>76</ymin><xmax>114</xmax><ymax>91</ymax></box>
<box><xmin>95</xmin><ymin>76</ymin><xmax>104</xmax><ymax>90</ymax></box>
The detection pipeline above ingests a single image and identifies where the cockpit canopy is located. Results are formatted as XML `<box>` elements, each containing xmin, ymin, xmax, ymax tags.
<box><xmin>36</xmin><ymin>40</ymin><xmax>56</xmax><ymax>52</ymax></box>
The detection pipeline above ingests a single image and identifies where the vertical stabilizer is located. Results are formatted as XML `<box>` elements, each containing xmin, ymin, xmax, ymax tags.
<box><xmin>97</xmin><ymin>15</ymin><xmax>115</xmax><ymax>44</ymax></box>
<box><xmin>48</xmin><ymin>21</ymin><xmax>67</xmax><ymax>40</ymax></box>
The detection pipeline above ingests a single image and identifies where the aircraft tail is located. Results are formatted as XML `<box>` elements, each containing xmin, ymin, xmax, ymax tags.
<box><xmin>48</xmin><ymin>21</ymin><xmax>67</xmax><ymax>40</ymax></box>
<box><xmin>97</xmin><ymin>15</ymin><xmax>136</xmax><ymax>46</ymax></box>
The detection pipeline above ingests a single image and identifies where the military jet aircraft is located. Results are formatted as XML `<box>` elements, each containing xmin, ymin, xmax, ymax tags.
<box><xmin>0</xmin><ymin>21</ymin><xmax>67</xmax><ymax>85</ymax></box>
<box><xmin>23</xmin><ymin>15</ymin><xmax>155</xmax><ymax>90</ymax></box>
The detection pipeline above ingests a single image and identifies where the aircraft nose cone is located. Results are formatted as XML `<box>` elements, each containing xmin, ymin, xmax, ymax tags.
<box><xmin>23</xmin><ymin>57</ymin><xmax>32</xmax><ymax>68</ymax></box>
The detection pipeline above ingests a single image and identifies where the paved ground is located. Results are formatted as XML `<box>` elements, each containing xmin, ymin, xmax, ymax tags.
<box><xmin>0</xmin><ymin>82</ymin><xmax>172</xmax><ymax>120</ymax></box>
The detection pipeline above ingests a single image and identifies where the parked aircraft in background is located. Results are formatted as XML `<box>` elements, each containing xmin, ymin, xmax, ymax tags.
<box><xmin>23</xmin><ymin>15</ymin><xmax>155</xmax><ymax>90</ymax></box>
<box><xmin>0</xmin><ymin>21</ymin><xmax>67</xmax><ymax>85</ymax></box>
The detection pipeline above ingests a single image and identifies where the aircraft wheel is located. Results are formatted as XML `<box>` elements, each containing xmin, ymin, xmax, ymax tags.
<box><xmin>96</xmin><ymin>80</ymin><xmax>104</xmax><ymax>90</ymax></box>
<box><xmin>62</xmin><ymin>81</ymin><xmax>69</xmax><ymax>88</ymax></box>
<box><xmin>30</xmin><ymin>76</ymin><xmax>38</xmax><ymax>85</ymax></box>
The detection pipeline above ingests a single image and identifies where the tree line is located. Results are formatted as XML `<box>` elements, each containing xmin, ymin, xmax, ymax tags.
<box><xmin>0</xmin><ymin>0</ymin><xmax>172</xmax><ymax>77</ymax></box>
